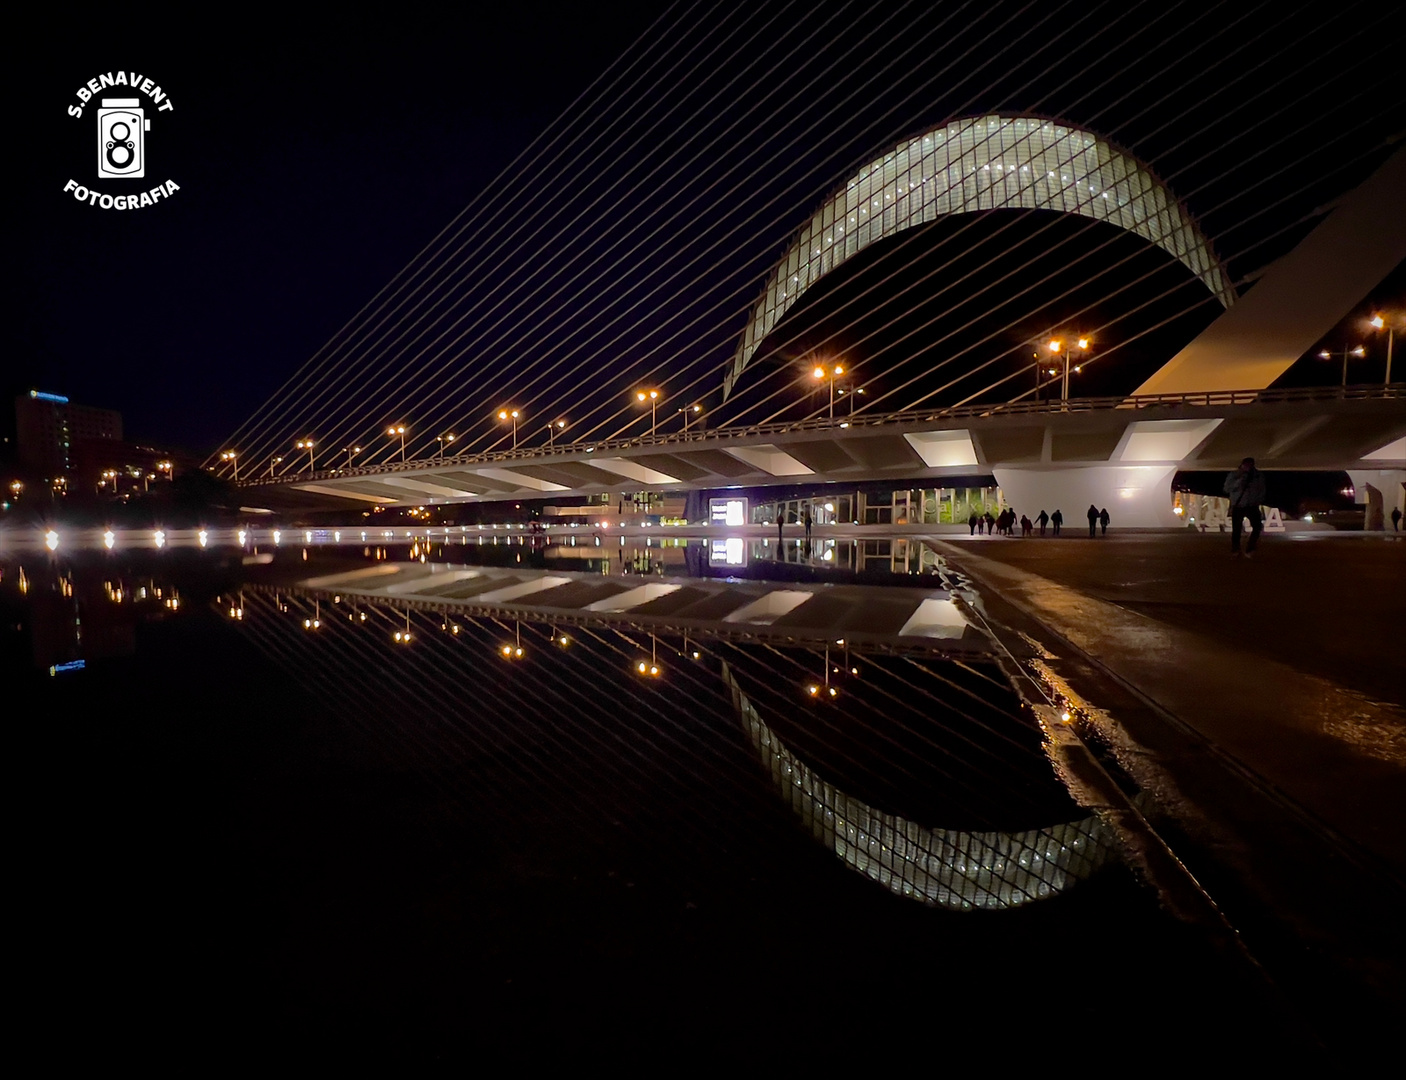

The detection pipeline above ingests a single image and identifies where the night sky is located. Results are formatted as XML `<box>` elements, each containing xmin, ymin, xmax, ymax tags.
<box><xmin>12</xmin><ymin>7</ymin><xmax>660</xmax><ymax>450</ymax></box>
<box><xmin>11</xmin><ymin>3</ymin><xmax>1404</xmax><ymax>462</ymax></box>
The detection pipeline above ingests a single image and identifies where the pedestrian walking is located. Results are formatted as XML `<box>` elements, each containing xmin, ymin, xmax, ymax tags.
<box><xmin>1393</xmin><ymin>507</ymin><xmax>1402</xmax><ymax>532</ymax></box>
<box><xmin>804</xmin><ymin>508</ymin><xmax>812</xmax><ymax>543</ymax></box>
<box><xmin>985</xmin><ymin>511</ymin><xmax>996</xmax><ymax>535</ymax></box>
<box><xmin>1037</xmin><ymin>510</ymin><xmax>1049</xmax><ymax>536</ymax></box>
<box><xmin>1099</xmin><ymin>507</ymin><xmax>1110</xmax><ymax>536</ymax></box>
<box><xmin>969</xmin><ymin>514</ymin><xmax>977</xmax><ymax>535</ymax></box>
<box><xmin>1223</xmin><ymin>456</ymin><xmax>1267</xmax><ymax>557</ymax></box>
<box><xmin>1087</xmin><ymin>504</ymin><xmax>1099</xmax><ymax>538</ymax></box>
<box><xmin>1051</xmin><ymin>509</ymin><xmax>1063</xmax><ymax>535</ymax></box>
<box><xmin>1021</xmin><ymin>514</ymin><xmax>1033</xmax><ymax>537</ymax></box>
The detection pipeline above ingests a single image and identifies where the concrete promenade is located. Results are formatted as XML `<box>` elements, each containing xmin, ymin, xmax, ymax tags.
<box><xmin>926</xmin><ymin>529</ymin><xmax>1405</xmax><ymax>1053</ymax></box>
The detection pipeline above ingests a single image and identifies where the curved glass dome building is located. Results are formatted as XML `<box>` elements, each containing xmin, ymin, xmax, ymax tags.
<box><xmin>724</xmin><ymin>115</ymin><xmax>1232</xmax><ymax>399</ymax></box>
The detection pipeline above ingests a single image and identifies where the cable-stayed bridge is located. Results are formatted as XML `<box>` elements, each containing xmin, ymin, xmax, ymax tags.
<box><xmin>210</xmin><ymin>4</ymin><xmax>1406</xmax><ymax>525</ymax></box>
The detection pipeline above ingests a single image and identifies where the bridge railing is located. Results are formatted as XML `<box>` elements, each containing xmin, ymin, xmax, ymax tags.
<box><xmin>239</xmin><ymin>382</ymin><xmax>1403</xmax><ymax>487</ymax></box>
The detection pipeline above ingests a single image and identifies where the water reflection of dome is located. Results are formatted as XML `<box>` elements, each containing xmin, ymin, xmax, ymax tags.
<box><xmin>721</xmin><ymin>660</ymin><xmax>1118</xmax><ymax>910</ymax></box>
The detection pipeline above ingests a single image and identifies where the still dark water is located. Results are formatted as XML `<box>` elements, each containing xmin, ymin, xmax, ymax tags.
<box><xmin>6</xmin><ymin>538</ymin><xmax>1295</xmax><ymax>1062</ymax></box>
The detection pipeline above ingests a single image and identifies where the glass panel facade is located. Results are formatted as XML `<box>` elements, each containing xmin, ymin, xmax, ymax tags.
<box><xmin>726</xmin><ymin>115</ymin><xmax>1232</xmax><ymax>398</ymax></box>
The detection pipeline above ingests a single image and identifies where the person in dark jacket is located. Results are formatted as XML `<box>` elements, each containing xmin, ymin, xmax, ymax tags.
<box><xmin>1224</xmin><ymin>456</ymin><xmax>1268</xmax><ymax>556</ymax></box>
<box><xmin>1036</xmin><ymin>509</ymin><xmax>1049</xmax><ymax>536</ymax></box>
<box><xmin>1099</xmin><ymin>507</ymin><xmax>1110</xmax><ymax>536</ymax></box>
<box><xmin>1087</xmin><ymin>504</ymin><xmax>1099</xmax><ymax>537</ymax></box>
<box><xmin>1050</xmin><ymin>509</ymin><xmax>1063</xmax><ymax>535</ymax></box>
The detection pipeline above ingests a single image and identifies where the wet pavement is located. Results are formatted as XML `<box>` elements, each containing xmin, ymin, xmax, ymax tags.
<box><xmin>927</xmin><ymin>529</ymin><xmax>1406</xmax><ymax>1059</ymax></box>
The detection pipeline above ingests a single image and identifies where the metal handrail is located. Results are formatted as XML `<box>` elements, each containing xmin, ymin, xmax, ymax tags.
<box><xmin>238</xmin><ymin>382</ymin><xmax>1404</xmax><ymax>487</ymax></box>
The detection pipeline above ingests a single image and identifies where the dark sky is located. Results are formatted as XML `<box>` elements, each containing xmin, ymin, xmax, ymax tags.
<box><xmin>12</xmin><ymin>6</ymin><xmax>660</xmax><ymax>450</ymax></box>
<box><xmin>11</xmin><ymin>3</ymin><xmax>1403</xmax><ymax>462</ymax></box>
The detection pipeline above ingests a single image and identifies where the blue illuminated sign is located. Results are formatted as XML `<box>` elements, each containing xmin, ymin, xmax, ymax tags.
<box><xmin>49</xmin><ymin>660</ymin><xmax>86</xmax><ymax>676</ymax></box>
<box><xmin>29</xmin><ymin>390</ymin><xmax>70</xmax><ymax>404</ymax></box>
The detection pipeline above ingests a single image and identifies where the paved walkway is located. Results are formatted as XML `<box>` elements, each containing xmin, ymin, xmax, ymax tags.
<box><xmin>927</xmin><ymin>530</ymin><xmax>1405</xmax><ymax>1054</ymax></box>
<box><xmin>929</xmin><ymin>530</ymin><xmax>1406</xmax><ymax>872</ymax></box>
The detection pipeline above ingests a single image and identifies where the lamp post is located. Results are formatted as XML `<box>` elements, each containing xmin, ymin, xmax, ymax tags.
<box><xmin>220</xmin><ymin>450</ymin><xmax>238</xmax><ymax>481</ymax></box>
<box><xmin>1049</xmin><ymin>337</ymin><xmax>1090</xmax><ymax>402</ymax></box>
<box><xmin>1370</xmin><ymin>314</ymin><xmax>1396</xmax><ymax>384</ymax></box>
<box><xmin>498</xmin><ymin>409</ymin><xmax>520</xmax><ymax>448</ymax></box>
<box><xmin>635</xmin><ymin>389</ymin><xmax>659</xmax><ymax>435</ymax></box>
<box><xmin>344</xmin><ymin>445</ymin><xmax>362</xmax><ymax>468</ymax></box>
<box><xmin>547</xmin><ymin>419</ymin><xmax>566</xmax><ymax>447</ymax></box>
<box><xmin>812</xmin><ymin>363</ymin><xmax>844</xmax><ymax>419</ymax></box>
<box><xmin>295</xmin><ymin>438</ymin><xmax>315</xmax><ymax>474</ymax></box>
<box><xmin>268</xmin><ymin>454</ymin><xmax>283</xmax><ymax>477</ymax></box>
<box><xmin>1319</xmin><ymin>345</ymin><xmax>1366</xmax><ymax>387</ymax></box>
<box><xmin>680</xmin><ymin>404</ymin><xmax>702</xmax><ymax>432</ymax></box>
<box><xmin>386</xmin><ymin>424</ymin><xmax>407</xmax><ymax>462</ymax></box>
<box><xmin>436</xmin><ymin>433</ymin><xmax>455</xmax><ymax>461</ymax></box>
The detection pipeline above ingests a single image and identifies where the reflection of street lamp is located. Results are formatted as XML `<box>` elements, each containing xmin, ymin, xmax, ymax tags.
<box><xmin>812</xmin><ymin>363</ymin><xmax>844</xmax><ymax>419</ymax></box>
<box><xmin>1370</xmin><ymin>314</ymin><xmax>1396</xmax><ymax>384</ymax></box>
<box><xmin>635</xmin><ymin>389</ymin><xmax>659</xmax><ymax>435</ymax></box>
<box><xmin>498</xmin><ymin>409</ymin><xmax>520</xmax><ymax>448</ymax></box>
<box><xmin>1319</xmin><ymin>345</ymin><xmax>1366</xmax><ymax>387</ymax></box>
<box><xmin>220</xmin><ymin>450</ymin><xmax>238</xmax><ymax>481</ymax></box>
<box><xmin>386</xmin><ymin>424</ymin><xmax>407</xmax><ymax>462</ymax></box>
<box><xmin>295</xmin><ymin>439</ymin><xmax>315</xmax><ymax>473</ymax></box>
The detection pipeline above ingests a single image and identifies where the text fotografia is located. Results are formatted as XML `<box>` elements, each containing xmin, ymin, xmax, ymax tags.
<box><xmin>63</xmin><ymin>70</ymin><xmax>180</xmax><ymax>210</ymax></box>
<box><xmin>63</xmin><ymin>178</ymin><xmax>180</xmax><ymax>209</ymax></box>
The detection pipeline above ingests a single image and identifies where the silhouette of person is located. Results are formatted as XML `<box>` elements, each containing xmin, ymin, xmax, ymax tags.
<box><xmin>1393</xmin><ymin>507</ymin><xmax>1402</xmax><ymax>532</ymax></box>
<box><xmin>969</xmin><ymin>514</ymin><xmax>977</xmax><ymax>535</ymax></box>
<box><xmin>1224</xmin><ymin>456</ymin><xmax>1267</xmax><ymax>556</ymax></box>
<box><xmin>1036</xmin><ymin>509</ymin><xmax>1049</xmax><ymax>536</ymax></box>
<box><xmin>1051</xmin><ymin>509</ymin><xmax>1063</xmax><ymax>535</ymax></box>
<box><xmin>1099</xmin><ymin>507</ymin><xmax>1110</xmax><ymax>536</ymax></box>
<box><xmin>1021</xmin><ymin>514</ymin><xmax>1033</xmax><ymax>537</ymax></box>
<box><xmin>1087</xmin><ymin>504</ymin><xmax>1099</xmax><ymax>537</ymax></box>
<box><xmin>804</xmin><ymin>507</ymin><xmax>812</xmax><ymax>542</ymax></box>
<box><xmin>985</xmin><ymin>511</ymin><xmax>996</xmax><ymax>535</ymax></box>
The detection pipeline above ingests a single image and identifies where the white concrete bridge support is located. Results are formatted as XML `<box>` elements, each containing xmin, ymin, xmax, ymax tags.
<box><xmin>991</xmin><ymin>465</ymin><xmax>1181</xmax><ymax>529</ymax></box>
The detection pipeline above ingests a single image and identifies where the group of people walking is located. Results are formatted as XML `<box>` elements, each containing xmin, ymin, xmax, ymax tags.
<box><xmin>968</xmin><ymin>505</ymin><xmax>1109</xmax><ymax>537</ymax></box>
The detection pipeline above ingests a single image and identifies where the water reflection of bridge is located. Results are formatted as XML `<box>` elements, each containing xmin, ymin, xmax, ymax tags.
<box><xmin>222</xmin><ymin>575</ymin><xmax>1124</xmax><ymax>910</ymax></box>
<box><xmin>261</xmin><ymin>556</ymin><xmax>989</xmax><ymax>653</ymax></box>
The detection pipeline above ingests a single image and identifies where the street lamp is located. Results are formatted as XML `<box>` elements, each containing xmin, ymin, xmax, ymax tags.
<box><xmin>680</xmin><ymin>404</ymin><xmax>702</xmax><ymax>432</ymax></box>
<box><xmin>295</xmin><ymin>438</ymin><xmax>315</xmax><ymax>473</ymax></box>
<box><xmin>268</xmin><ymin>454</ymin><xmax>283</xmax><ymax>477</ymax></box>
<box><xmin>344</xmin><ymin>444</ymin><xmax>362</xmax><ymax>468</ymax></box>
<box><xmin>1049</xmin><ymin>337</ymin><xmax>1090</xmax><ymax>402</ymax></box>
<box><xmin>1370</xmin><ymin>314</ymin><xmax>1396</xmax><ymax>384</ymax></box>
<box><xmin>546</xmin><ymin>419</ymin><xmax>566</xmax><ymax>447</ymax></box>
<box><xmin>436</xmin><ymin>432</ymin><xmax>455</xmax><ymax>461</ymax></box>
<box><xmin>220</xmin><ymin>450</ymin><xmax>239</xmax><ymax>481</ymax></box>
<box><xmin>498</xmin><ymin>408</ymin><xmax>520</xmax><ymax>448</ymax></box>
<box><xmin>1318</xmin><ymin>345</ymin><xmax>1366</xmax><ymax>387</ymax></box>
<box><xmin>812</xmin><ymin>363</ymin><xmax>844</xmax><ymax>419</ymax></box>
<box><xmin>386</xmin><ymin>424</ymin><xmax>407</xmax><ymax>462</ymax></box>
<box><xmin>635</xmin><ymin>389</ymin><xmax>660</xmax><ymax>435</ymax></box>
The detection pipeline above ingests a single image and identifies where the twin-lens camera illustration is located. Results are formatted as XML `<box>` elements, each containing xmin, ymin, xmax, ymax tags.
<box><xmin>97</xmin><ymin>98</ymin><xmax>150</xmax><ymax>178</ymax></box>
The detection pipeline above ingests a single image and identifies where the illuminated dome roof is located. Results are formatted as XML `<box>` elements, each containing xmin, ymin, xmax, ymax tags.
<box><xmin>724</xmin><ymin>115</ymin><xmax>1232</xmax><ymax>398</ymax></box>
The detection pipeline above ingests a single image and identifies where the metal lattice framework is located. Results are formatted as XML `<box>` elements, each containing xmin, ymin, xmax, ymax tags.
<box><xmin>725</xmin><ymin>114</ymin><xmax>1233</xmax><ymax>398</ymax></box>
